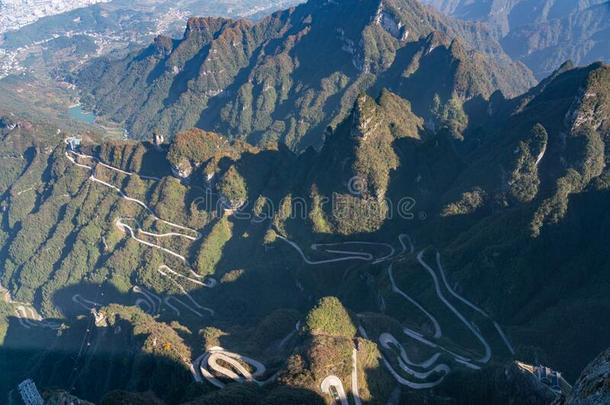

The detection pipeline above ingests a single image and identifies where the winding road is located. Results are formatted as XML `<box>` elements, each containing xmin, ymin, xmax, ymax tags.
<box><xmin>65</xmin><ymin>140</ymin><xmax>216</xmax><ymax>321</ymax></box>
<box><xmin>277</xmin><ymin>229</ymin><xmax>514</xmax><ymax>392</ymax></box>
<box><xmin>65</xmin><ymin>140</ymin><xmax>517</xmax><ymax>396</ymax></box>
<box><xmin>158</xmin><ymin>264</ymin><xmax>217</xmax><ymax>287</ymax></box>
<box><xmin>320</xmin><ymin>344</ymin><xmax>362</xmax><ymax>405</ymax></box>
<box><xmin>416</xmin><ymin>250</ymin><xmax>491</xmax><ymax>364</ymax></box>
<box><xmin>379</xmin><ymin>333</ymin><xmax>449</xmax><ymax>381</ymax></box>
<box><xmin>66</xmin><ymin>146</ymin><xmax>200</xmax><ymax>240</ymax></box>
<box><xmin>14</xmin><ymin>305</ymin><xmax>61</xmax><ymax>330</ymax></box>
<box><xmin>133</xmin><ymin>286</ymin><xmax>162</xmax><ymax>315</ymax></box>
<box><xmin>387</xmin><ymin>263</ymin><xmax>442</xmax><ymax>339</ymax></box>
<box><xmin>276</xmin><ymin>233</ymin><xmax>414</xmax><ymax>265</ymax></box>
<box><xmin>434</xmin><ymin>252</ymin><xmax>514</xmax><ymax>355</ymax></box>
<box><xmin>196</xmin><ymin>346</ymin><xmax>269</xmax><ymax>388</ymax></box>
<box><xmin>321</xmin><ymin>375</ymin><xmax>349</xmax><ymax>405</ymax></box>
<box><xmin>351</xmin><ymin>348</ymin><xmax>362</xmax><ymax>405</ymax></box>
<box><xmin>157</xmin><ymin>266</ymin><xmax>215</xmax><ymax>317</ymax></box>
<box><xmin>72</xmin><ymin>294</ymin><xmax>101</xmax><ymax>312</ymax></box>
<box><xmin>64</xmin><ymin>139</ymin><xmax>161</xmax><ymax>181</ymax></box>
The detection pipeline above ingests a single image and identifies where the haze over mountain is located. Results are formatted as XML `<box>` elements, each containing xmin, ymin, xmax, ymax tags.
<box><xmin>422</xmin><ymin>0</ymin><xmax>610</xmax><ymax>78</ymax></box>
<box><xmin>0</xmin><ymin>0</ymin><xmax>111</xmax><ymax>34</ymax></box>
<box><xmin>0</xmin><ymin>0</ymin><xmax>609</xmax><ymax>403</ymax></box>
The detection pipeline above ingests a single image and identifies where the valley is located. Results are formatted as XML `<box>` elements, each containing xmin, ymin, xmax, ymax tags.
<box><xmin>61</xmin><ymin>135</ymin><xmax>519</xmax><ymax>395</ymax></box>
<box><xmin>0</xmin><ymin>0</ymin><xmax>609</xmax><ymax>404</ymax></box>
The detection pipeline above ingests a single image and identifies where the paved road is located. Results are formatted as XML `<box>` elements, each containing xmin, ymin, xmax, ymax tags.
<box><xmin>352</xmin><ymin>348</ymin><xmax>362</xmax><ymax>405</ymax></box>
<box><xmin>65</xmin><ymin>142</ymin><xmax>161</xmax><ymax>181</ymax></box>
<box><xmin>197</xmin><ymin>346</ymin><xmax>268</xmax><ymax>388</ymax></box>
<box><xmin>158</xmin><ymin>264</ymin><xmax>217</xmax><ymax>287</ymax></box>
<box><xmin>379</xmin><ymin>333</ymin><xmax>449</xmax><ymax>381</ymax></box>
<box><xmin>72</xmin><ymin>294</ymin><xmax>101</xmax><ymax>311</ymax></box>
<box><xmin>417</xmin><ymin>250</ymin><xmax>491</xmax><ymax>364</ymax></box>
<box><xmin>435</xmin><ymin>252</ymin><xmax>515</xmax><ymax>355</ymax></box>
<box><xmin>359</xmin><ymin>238</ymin><xmax>511</xmax><ymax>390</ymax></box>
<box><xmin>277</xmin><ymin>321</ymin><xmax>301</xmax><ymax>349</ymax></box>
<box><xmin>133</xmin><ymin>286</ymin><xmax>162</xmax><ymax>314</ymax></box>
<box><xmin>14</xmin><ymin>305</ymin><xmax>61</xmax><ymax>330</ymax></box>
<box><xmin>67</xmin><ymin>147</ymin><xmax>200</xmax><ymax>239</ymax></box>
<box><xmin>277</xmin><ymin>235</ymin><xmax>375</xmax><ymax>264</ymax></box>
<box><xmin>319</xmin><ymin>343</ymin><xmax>361</xmax><ymax>405</ymax></box>
<box><xmin>116</xmin><ymin>218</ymin><xmax>189</xmax><ymax>262</ymax></box>
<box><xmin>398</xmin><ymin>234</ymin><xmax>414</xmax><ymax>255</ymax></box>
<box><xmin>66</xmin><ymin>144</ymin><xmax>217</xmax><ymax>320</ymax></box>
<box><xmin>379</xmin><ymin>333</ymin><xmax>441</xmax><ymax>369</ymax></box>
<box><xmin>121</xmin><ymin>217</ymin><xmax>200</xmax><ymax>242</ymax></box>
<box><xmin>401</xmin><ymin>326</ymin><xmax>473</xmax><ymax>363</ymax></box>
<box><xmin>359</xmin><ymin>323</ymin><xmax>449</xmax><ymax>390</ymax></box>
<box><xmin>380</xmin><ymin>355</ymin><xmax>448</xmax><ymax>390</ymax></box>
<box><xmin>67</xmin><ymin>141</ymin><xmax>515</xmax><ymax>394</ymax></box>
<box><xmin>277</xmin><ymin>232</ymin><xmax>415</xmax><ymax>266</ymax></box>
<box><xmin>387</xmin><ymin>263</ymin><xmax>442</xmax><ymax>338</ymax></box>
<box><xmin>157</xmin><ymin>266</ymin><xmax>215</xmax><ymax>317</ymax></box>
<box><xmin>312</xmin><ymin>241</ymin><xmax>394</xmax><ymax>264</ymax></box>
<box><xmin>321</xmin><ymin>375</ymin><xmax>349</xmax><ymax>405</ymax></box>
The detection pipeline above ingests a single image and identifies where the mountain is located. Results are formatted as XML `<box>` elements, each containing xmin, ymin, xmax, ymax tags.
<box><xmin>1</xmin><ymin>56</ymin><xmax>609</xmax><ymax>402</ymax></box>
<box><xmin>75</xmin><ymin>0</ymin><xmax>535</xmax><ymax>151</ymax></box>
<box><xmin>1</xmin><ymin>0</ymin><xmax>609</xmax><ymax>402</ymax></box>
<box><xmin>0</xmin><ymin>0</ymin><xmax>303</xmax><ymax>79</ymax></box>
<box><xmin>0</xmin><ymin>0</ymin><xmax>304</xmax><ymax>149</ymax></box>
<box><xmin>421</xmin><ymin>0</ymin><xmax>610</xmax><ymax>78</ymax></box>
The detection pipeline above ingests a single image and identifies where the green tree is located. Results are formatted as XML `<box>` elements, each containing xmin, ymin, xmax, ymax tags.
<box><xmin>218</xmin><ymin>166</ymin><xmax>247</xmax><ymax>208</ymax></box>
<box><xmin>305</xmin><ymin>296</ymin><xmax>356</xmax><ymax>338</ymax></box>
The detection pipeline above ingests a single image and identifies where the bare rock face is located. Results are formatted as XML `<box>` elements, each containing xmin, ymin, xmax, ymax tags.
<box><xmin>153</xmin><ymin>131</ymin><xmax>165</xmax><ymax>150</ymax></box>
<box><xmin>170</xmin><ymin>159</ymin><xmax>195</xmax><ymax>180</ymax></box>
<box><xmin>560</xmin><ymin>348</ymin><xmax>610</xmax><ymax>405</ymax></box>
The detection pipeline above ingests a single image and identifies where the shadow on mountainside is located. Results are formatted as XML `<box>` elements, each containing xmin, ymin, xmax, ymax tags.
<box><xmin>0</xmin><ymin>280</ymin><xmax>329</xmax><ymax>404</ymax></box>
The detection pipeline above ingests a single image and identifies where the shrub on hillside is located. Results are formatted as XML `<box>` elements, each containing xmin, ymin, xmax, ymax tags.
<box><xmin>195</xmin><ymin>217</ymin><xmax>233</xmax><ymax>276</ymax></box>
<box><xmin>305</xmin><ymin>296</ymin><xmax>355</xmax><ymax>338</ymax></box>
<box><xmin>218</xmin><ymin>166</ymin><xmax>247</xmax><ymax>208</ymax></box>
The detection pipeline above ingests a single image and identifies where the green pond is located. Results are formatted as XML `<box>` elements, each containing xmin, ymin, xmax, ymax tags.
<box><xmin>68</xmin><ymin>105</ymin><xmax>96</xmax><ymax>124</ymax></box>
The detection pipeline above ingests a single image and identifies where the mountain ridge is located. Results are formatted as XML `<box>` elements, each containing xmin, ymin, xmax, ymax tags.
<box><xmin>76</xmin><ymin>0</ymin><xmax>535</xmax><ymax>151</ymax></box>
<box><xmin>422</xmin><ymin>0</ymin><xmax>610</xmax><ymax>78</ymax></box>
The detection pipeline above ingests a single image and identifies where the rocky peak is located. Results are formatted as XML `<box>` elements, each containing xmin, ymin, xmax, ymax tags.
<box><xmin>423</xmin><ymin>30</ymin><xmax>451</xmax><ymax>54</ymax></box>
<box><xmin>153</xmin><ymin>35</ymin><xmax>174</xmax><ymax>57</ymax></box>
<box><xmin>564</xmin><ymin>64</ymin><xmax>610</xmax><ymax>133</ymax></box>
<box><xmin>559</xmin><ymin>348</ymin><xmax>610</xmax><ymax>405</ymax></box>
<box><xmin>375</xmin><ymin>0</ymin><xmax>410</xmax><ymax>41</ymax></box>
<box><xmin>185</xmin><ymin>16</ymin><xmax>231</xmax><ymax>36</ymax></box>
<box><xmin>351</xmin><ymin>94</ymin><xmax>382</xmax><ymax>140</ymax></box>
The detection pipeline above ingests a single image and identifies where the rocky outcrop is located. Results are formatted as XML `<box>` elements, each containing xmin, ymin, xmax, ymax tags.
<box><xmin>559</xmin><ymin>348</ymin><xmax>610</xmax><ymax>405</ymax></box>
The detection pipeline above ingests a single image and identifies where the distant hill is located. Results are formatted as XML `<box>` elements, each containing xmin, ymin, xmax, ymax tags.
<box><xmin>421</xmin><ymin>0</ymin><xmax>610</xmax><ymax>78</ymax></box>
